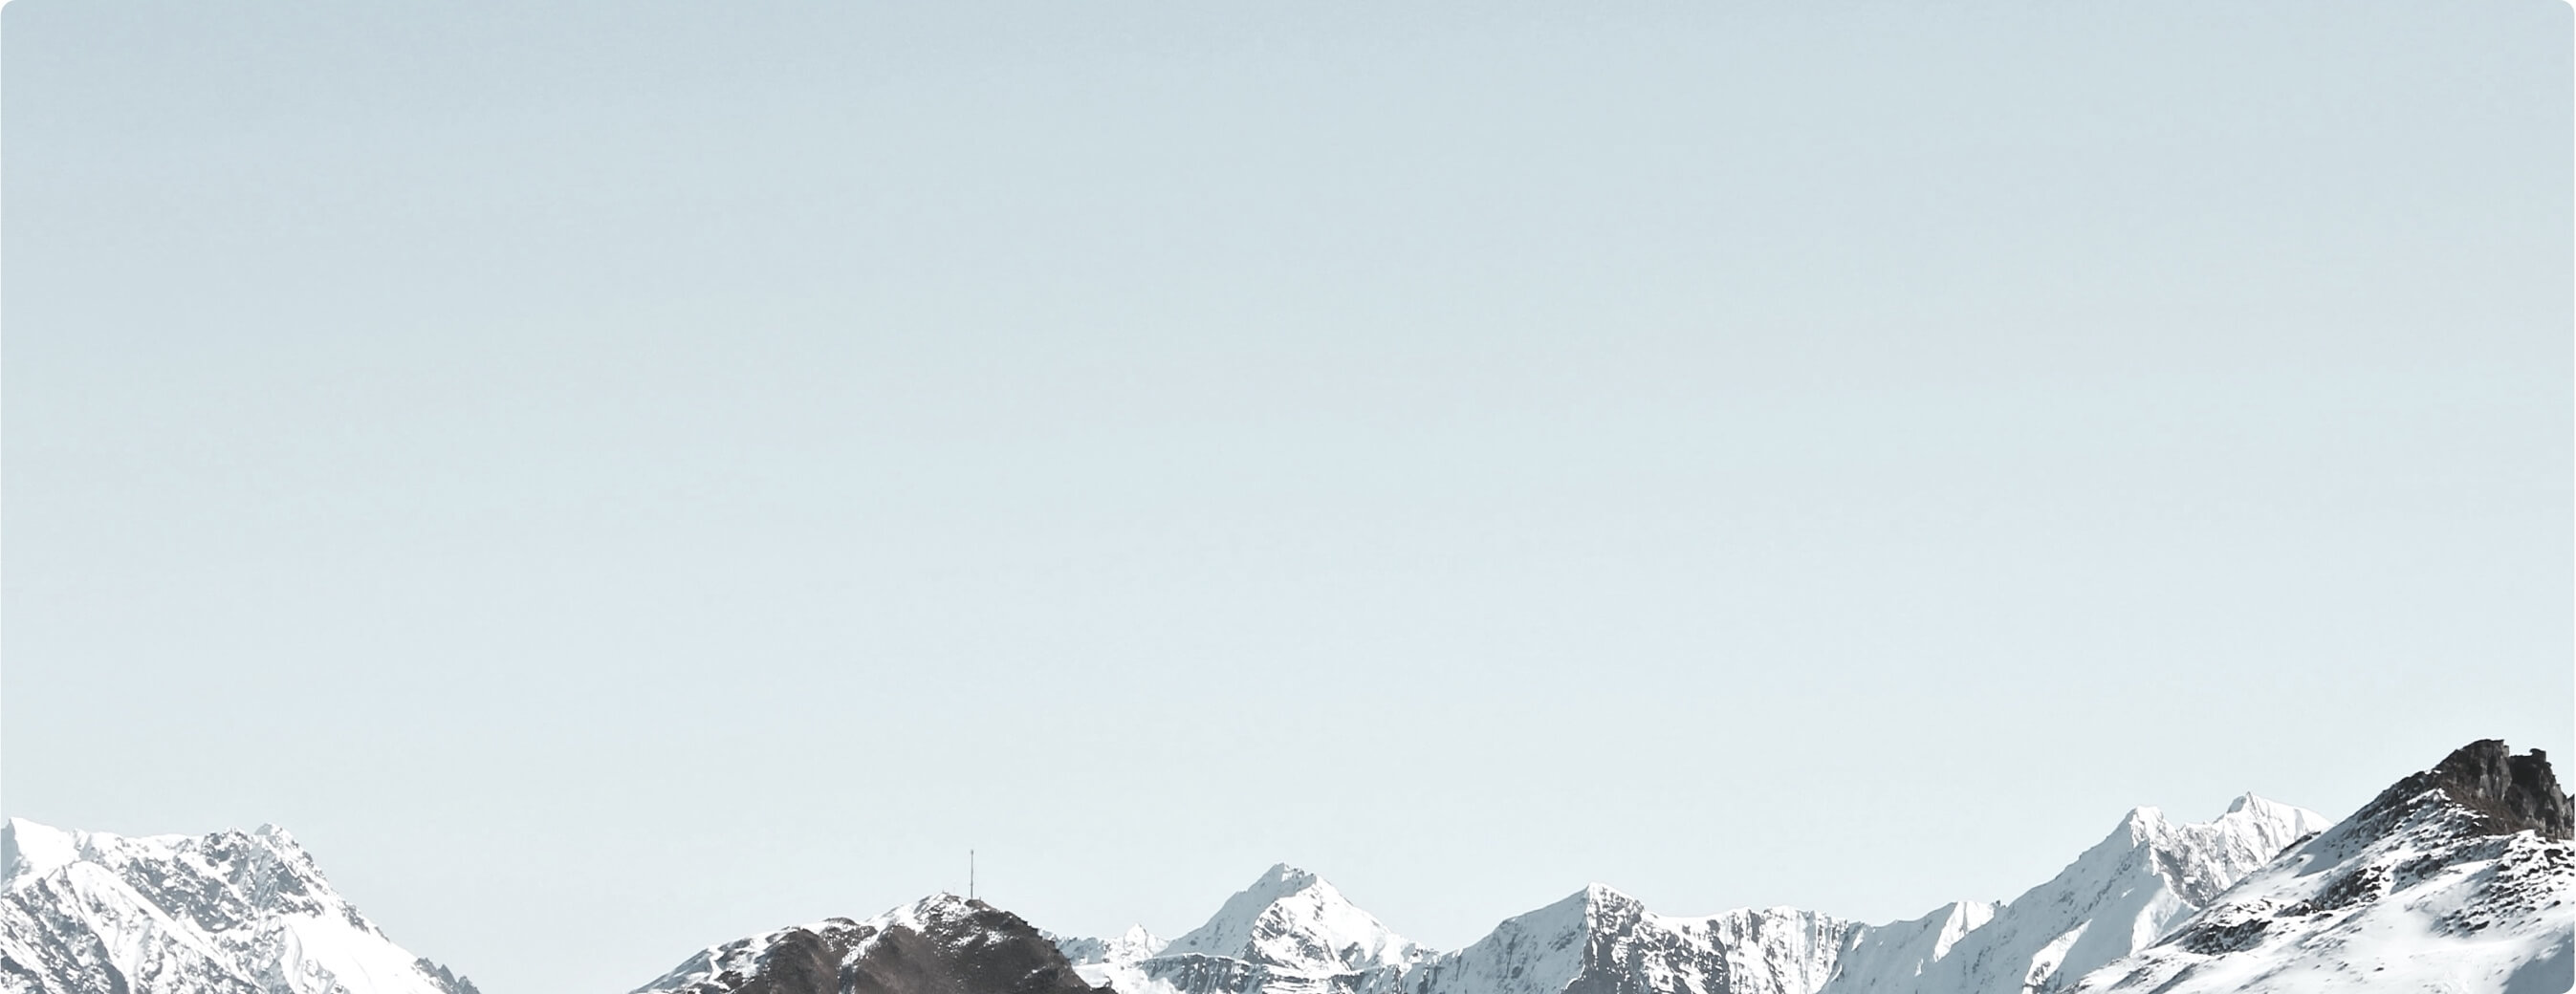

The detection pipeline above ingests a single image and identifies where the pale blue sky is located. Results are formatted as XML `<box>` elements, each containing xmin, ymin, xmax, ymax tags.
<box><xmin>4</xmin><ymin>3</ymin><xmax>2569</xmax><ymax>994</ymax></box>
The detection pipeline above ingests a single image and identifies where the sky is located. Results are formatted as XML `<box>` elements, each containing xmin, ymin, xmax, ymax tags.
<box><xmin>2</xmin><ymin>2</ymin><xmax>2569</xmax><ymax>993</ymax></box>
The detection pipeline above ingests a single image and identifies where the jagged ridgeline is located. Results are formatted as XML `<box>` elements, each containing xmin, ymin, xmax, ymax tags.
<box><xmin>0</xmin><ymin>821</ymin><xmax>480</xmax><ymax>994</ymax></box>
<box><xmin>4</xmin><ymin>740</ymin><xmax>2569</xmax><ymax>994</ymax></box>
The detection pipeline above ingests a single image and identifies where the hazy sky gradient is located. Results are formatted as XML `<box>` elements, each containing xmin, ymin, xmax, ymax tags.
<box><xmin>5</xmin><ymin>3</ymin><xmax>2569</xmax><ymax>994</ymax></box>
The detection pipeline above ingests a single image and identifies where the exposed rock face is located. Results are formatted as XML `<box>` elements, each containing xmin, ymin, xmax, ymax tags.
<box><xmin>2351</xmin><ymin>739</ymin><xmax>2575</xmax><ymax>840</ymax></box>
<box><xmin>633</xmin><ymin>895</ymin><xmax>1099</xmax><ymax>994</ymax></box>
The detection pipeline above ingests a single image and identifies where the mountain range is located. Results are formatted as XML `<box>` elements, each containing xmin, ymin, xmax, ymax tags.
<box><xmin>6</xmin><ymin>739</ymin><xmax>2568</xmax><ymax>994</ymax></box>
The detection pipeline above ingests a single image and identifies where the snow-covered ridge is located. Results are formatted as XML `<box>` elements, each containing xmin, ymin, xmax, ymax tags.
<box><xmin>1823</xmin><ymin>791</ymin><xmax>2328</xmax><ymax>994</ymax></box>
<box><xmin>1060</xmin><ymin>796</ymin><xmax>2338</xmax><ymax>994</ymax></box>
<box><xmin>0</xmin><ymin>817</ymin><xmax>476</xmax><ymax>994</ymax></box>
<box><xmin>634</xmin><ymin>739</ymin><xmax>2568</xmax><ymax>994</ymax></box>
<box><xmin>2069</xmin><ymin>740</ymin><xmax>2575</xmax><ymax>994</ymax></box>
<box><xmin>19</xmin><ymin>741</ymin><xmax>2565</xmax><ymax>994</ymax></box>
<box><xmin>1396</xmin><ymin>883</ymin><xmax>1853</xmax><ymax>994</ymax></box>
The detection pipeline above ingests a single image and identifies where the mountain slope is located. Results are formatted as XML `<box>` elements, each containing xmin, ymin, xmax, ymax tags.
<box><xmin>1815</xmin><ymin>900</ymin><xmax>1999</xmax><ymax>994</ymax></box>
<box><xmin>1162</xmin><ymin>865</ymin><xmax>1420</xmax><ymax>976</ymax></box>
<box><xmin>633</xmin><ymin>894</ymin><xmax>1097</xmax><ymax>994</ymax></box>
<box><xmin>2065</xmin><ymin>740</ymin><xmax>2574</xmax><ymax>994</ymax></box>
<box><xmin>0</xmin><ymin>818</ymin><xmax>477</xmax><ymax>994</ymax></box>
<box><xmin>1057</xmin><ymin>865</ymin><xmax>1420</xmax><ymax>994</ymax></box>
<box><xmin>1402</xmin><ymin>885</ymin><xmax>1853</xmax><ymax>994</ymax></box>
<box><xmin>1825</xmin><ymin>792</ymin><xmax>2328</xmax><ymax>994</ymax></box>
<box><xmin>1053</xmin><ymin>795</ymin><xmax>2326</xmax><ymax>994</ymax></box>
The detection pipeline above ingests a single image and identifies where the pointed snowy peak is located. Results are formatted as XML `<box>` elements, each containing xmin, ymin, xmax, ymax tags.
<box><xmin>2</xmin><ymin>818</ymin><xmax>81</xmax><ymax>889</ymax></box>
<box><xmin>1162</xmin><ymin>863</ymin><xmax>1418</xmax><ymax>973</ymax></box>
<box><xmin>1566</xmin><ymin>883</ymin><xmax>1655</xmax><ymax>934</ymax></box>
<box><xmin>2092</xmin><ymin>794</ymin><xmax>2329</xmax><ymax>906</ymax></box>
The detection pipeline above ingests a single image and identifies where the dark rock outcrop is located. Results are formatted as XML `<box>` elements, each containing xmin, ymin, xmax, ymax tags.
<box><xmin>2349</xmin><ymin>739</ymin><xmax>2574</xmax><ymax>840</ymax></box>
<box><xmin>635</xmin><ymin>896</ymin><xmax>1101</xmax><ymax>994</ymax></box>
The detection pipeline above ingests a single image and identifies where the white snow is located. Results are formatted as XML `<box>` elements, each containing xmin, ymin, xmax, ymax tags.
<box><xmin>0</xmin><ymin>818</ymin><xmax>470</xmax><ymax>994</ymax></box>
<box><xmin>2065</xmin><ymin>786</ymin><xmax>2573</xmax><ymax>994</ymax></box>
<box><xmin>1821</xmin><ymin>792</ymin><xmax>2330</xmax><ymax>994</ymax></box>
<box><xmin>1160</xmin><ymin>863</ymin><xmax>1422</xmax><ymax>974</ymax></box>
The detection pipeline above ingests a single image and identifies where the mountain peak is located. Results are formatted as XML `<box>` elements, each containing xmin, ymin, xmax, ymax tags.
<box><xmin>2434</xmin><ymin>739</ymin><xmax>2570</xmax><ymax>838</ymax></box>
<box><xmin>1251</xmin><ymin>862</ymin><xmax>1320</xmax><ymax>895</ymax></box>
<box><xmin>1578</xmin><ymin>882</ymin><xmax>1645</xmax><ymax>918</ymax></box>
<box><xmin>2</xmin><ymin>817</ymin><xmax>77</xmax><ymax>888</ymax></box>
<box><xmin>1162</xmin><ymin>864</ymin><xmax>1415</xmax><ymax>973</ymax></box>
<box><xmin>2115</xmin><ymin>805</ymin><xmax>2169</xmax><ymax>839</ymax></box>
<box><xmin>2337</xmin><ymin>738</ymin><xmax>2574</xmax><ymax>843</ymax></box>
<box><xmin>0</xmin><ymin>819</ymin><xmax>475</xmax><ymax>994</ymax></box>
<box><xmin>638</xmin><ymin>891</ymin><xmax>1090</xmax><ymax>994</ymax></box>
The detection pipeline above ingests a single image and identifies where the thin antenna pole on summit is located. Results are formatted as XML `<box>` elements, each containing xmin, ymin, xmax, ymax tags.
<box><xmin>970</xmin><ymin>850</ymin><xmax>975</xmax><ymax>900</ymax></box>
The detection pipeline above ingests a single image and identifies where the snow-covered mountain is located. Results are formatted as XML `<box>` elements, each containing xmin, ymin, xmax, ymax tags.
<box><xmin>1821</xmin><ymin>792</ymin><xmax>2330</xmax><ymax>994</ymax></box>
<box><xmin>0</xmin><ymin>818</ymin><xmax>476</xmax><ymax>994</ymax></box>
<box><xmin>1813</xmin><ymin>901</ymin><xmax>1999</xmax><ymax>994</ymax></box>
<box><xmin>1055</xmin><ymin>926</ymin><xmax>1168</xmax><ymax>971</ymax></box>
<box><xmin>1055</xmin><ymin>864</ymin><xmax>1424</xmax><ymax>994</ymax></box>
<box><xmin>1164</xmin><ymin>865</ymin><xmax>1423</xmax><ymax>976</ymax></box>
<box><xmin>2066</xmin><ymin>739</ymin><xmax>2573</xmax><ymax>994</ymax></box>
<box><xmin>1400</xmin><ymin>885</ymin><xmax>1852</xmax><ymax>994</ymax></box>
<box><xmin>1050</xmin><ymin>796</ymin><xmax>2328</xmax><ymax>994</ymax></box>
<box><xmin>15</xmin><ymin>738</ymin><xmax>2565</xmax><ymax>994</ymax></box>
<box><xmin>633</xmin><ymin>893</ymin><xmax>1094</xmax><ymax>994</ymax></box>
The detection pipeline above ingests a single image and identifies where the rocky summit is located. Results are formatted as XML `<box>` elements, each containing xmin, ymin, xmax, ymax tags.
<box><xmin>631</xmin><ymin>895</ymin><xmax>1095</xmax><ymax>994</ymax></box>
<box><xmin>2354</xmin><ymin>738</ymin><xmax>2574</xmax><ymax>841</ymax></box>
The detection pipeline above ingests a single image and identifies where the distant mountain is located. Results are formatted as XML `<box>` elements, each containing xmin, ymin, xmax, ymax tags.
<box><xmin>11</xmin><ymin>739</ymin><xmax>2567</xmax><ymax>994</ymax></box>
<box><xmin>1047</xmin><ymin>742</ymin><xmax>2567</xmax><ymax>994</ymax></box>
<box><xmin>631</xmin><ymin>894</ymin><xmax>1093</xmax><ymax>994</ymax></box>
<box><xmin>1054</xmin><ymin>864</ymin><xmax>1424</xmax><ymax>994</ymax></box>
<box><xmin>2066</xmin><ymin>739</ymin><xmax>2573</xmax><ymax>994</ymax></box>
<box><xmin>0</xmin><ymin>818</ymin><xmax>476</xmax><ymax>994</ymax></box>
<box><xmin>1402</xmin><ymin>885</ymin><xmax>1850</xmax><ymax>994</ymax></box>
<box><xmin>1054</xmin><ymin>927</ymin><xmax>1168</xmax><ymax>973</ymax></box>
<box><xmin>1055</xmin><ymin>798</ymin><xmax>2325</xmax><ymax>994</ymax></box>
<box><xmin>1824</xmin><ymin>792</ymin><xmax>2329</xmax><ymax>994</ymax></box>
